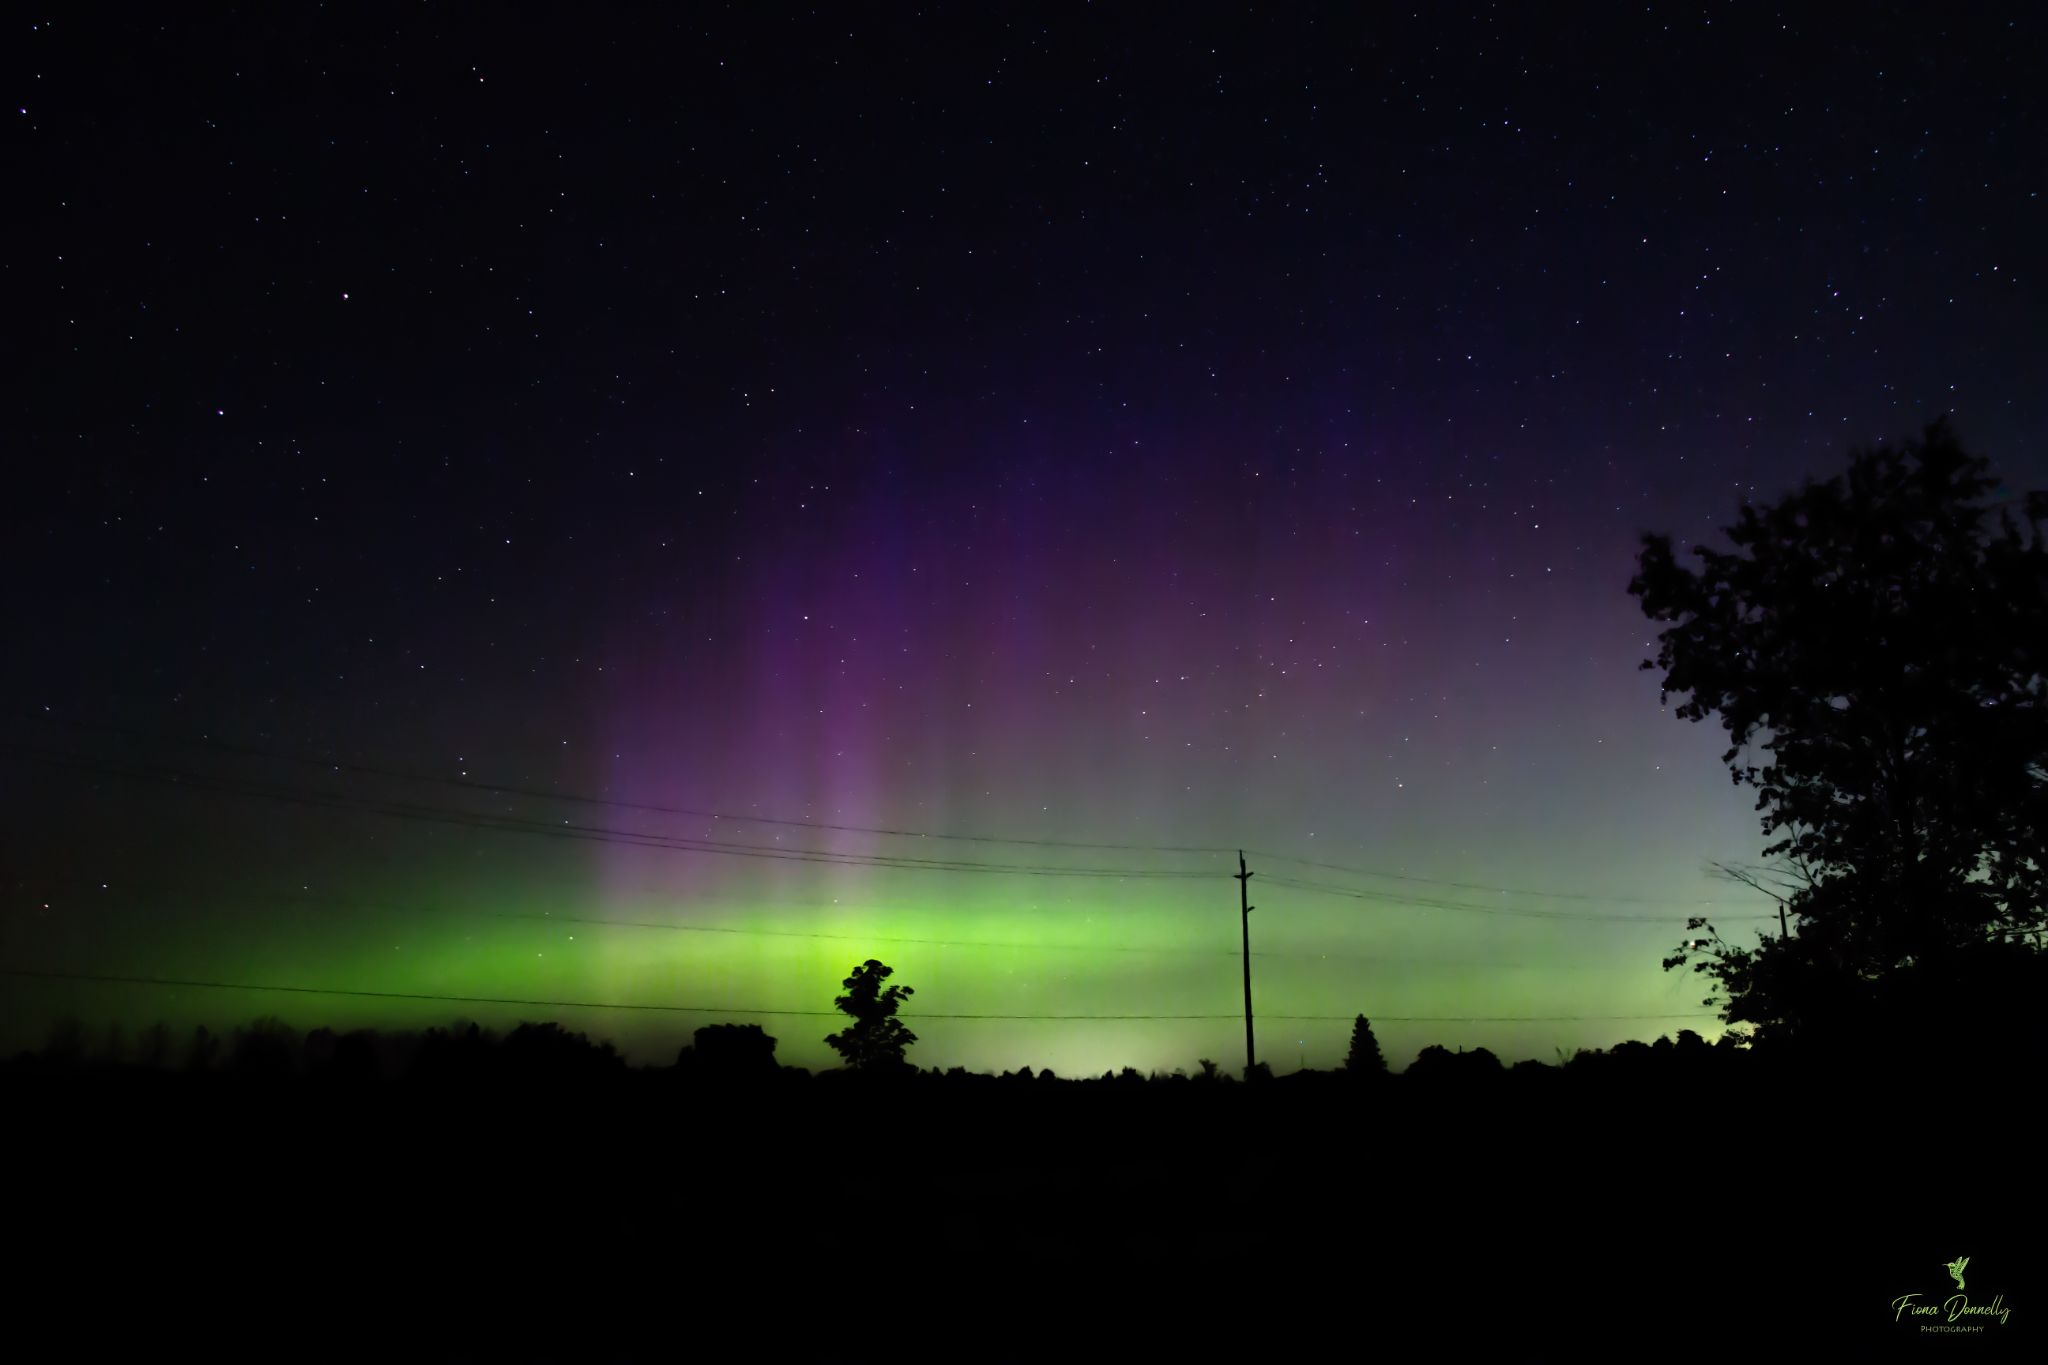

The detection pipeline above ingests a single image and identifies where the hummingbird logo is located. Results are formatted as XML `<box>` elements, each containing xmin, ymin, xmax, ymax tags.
<box><xmin>1947</xmin><ymin>1256</ymin><xmax>1969</xmax><ymax>1291</ymax></box>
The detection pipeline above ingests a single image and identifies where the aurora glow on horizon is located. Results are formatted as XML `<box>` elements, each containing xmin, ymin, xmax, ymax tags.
<box><xmin>7</xmin><ymin>7</ymin><xmax>2045</xmax><ymax>1074</ymax></box>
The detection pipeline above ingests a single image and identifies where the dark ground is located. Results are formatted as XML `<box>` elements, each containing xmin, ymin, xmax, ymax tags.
<box><xmin>9</xmin><ymin>1064</ymin><xmax>2040</xmax><ymax>1362</ymax></box>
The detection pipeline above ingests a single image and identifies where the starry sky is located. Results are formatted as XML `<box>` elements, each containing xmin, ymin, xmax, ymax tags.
<box><xmin>4</xmin><ymin>5</ymin><xmax>2045</xmax><ymax>1073</ymax></box>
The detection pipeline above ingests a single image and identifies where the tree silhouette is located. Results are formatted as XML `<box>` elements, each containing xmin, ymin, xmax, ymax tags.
<box><xmin>1344</xmin><ymin>1014</ymin><xmax>1388</xmax><ymax>1075</ymax></box>
<box><xmin>823</xmin><ymin>959</ymin><xmax>918</xmax><ymax>1071</ymax></box>
<box><xmin>1407</xmin><ymin>1044</ymin><xmax>1502</xmax><ymax>1082</ymax></box>
<box><xmin>499</xmin><ymin>1021</ymin><xmax>625</xmax><ymax>1078</ymax></box>
<box><xmin>138</xmin><ymin>1021</ymin><xmax>173</xmax><ymax>1070</ymax></box>
<box><xmin>1634</xmin><ymin>419</ymin><xmax>2048</xmax><ymax>1046</ymax></box>
<box><xmin>42</xmin><ymin>1018</ymin><xmax>86</xmax><ymax>1068</ymax></box>
<box><xmin>230</xmin><ymin>1016</ymin><xmax>299</xmax><ymax>1075</ymax></box>
<box><xmin>688</xmin><ymin>1022</ymin><xmax>779</xmax><ymax>1076</ymax></box>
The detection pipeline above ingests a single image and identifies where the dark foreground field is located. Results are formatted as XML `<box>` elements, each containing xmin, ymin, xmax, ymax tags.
<box><xmin>9</xmin><ymin>1061</ymin><xmax>2041</xmax><ymax>1363</ymax></box>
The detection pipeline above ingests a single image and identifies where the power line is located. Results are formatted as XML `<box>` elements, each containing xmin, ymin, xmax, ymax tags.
<box><xmin>36</xmin><ymin>878</ymin><xmax>1619</xmax><ymax>968</ymax></box>
<box><xmin>1246</xmin><ymin>847</ymin><xmax>1751</xmax><ymax>907</ymax></box>
<box><xmin>0</xmin><ymin>967</ymin><xmax>1717</xmax><ymax>1024</ymax></box>
<box><xmin>483</xmin><ymin>911</ymin><xmax>1457</xmax><ymax>965</ymax></box>
<box><xmin>1263</xmin><ymin>1012</ymin><xmax>1713</xmax><ymax>1023</ymax></box>
<box><xmin>479</xmin><ymin>910</ymin><xmax>1761</xmax><ymax>961</ymax></box>
<box><xmin>1261</xmin><ymin>874</ymin><xmax>1779</xmax><ymax>923</ymax></box>
<box><xmin>0</xmin><ymin>744</ymin><xmax>1217</xmax><ymax>882</ymax></box>
<box><xmin>18</xmin><ymin>710</ymin><xmax>1233</xmax><ymax>857</ymax></box>
<box><xmin>18</xmin><ymin>708</ymin><xmax>1764</xmax><ymax>912</ymax></box>
<box><xmin>8</xmin><ymin>743</ymin><xmax>1771</xmax><ymax>922</ymax></box>
<box><xmin>0</xmin><ymin>967</ymin><xmax>839</xmax><ymax>1017</ymax></box>
<box><xmin>6</xmin><ymin>740</ymin><xmax>1778</xmax><ymax>927</ymax></box>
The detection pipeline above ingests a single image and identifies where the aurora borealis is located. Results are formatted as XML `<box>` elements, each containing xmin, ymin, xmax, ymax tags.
<box><xmin>7</xmin><ymin>6</ymin><xmax>2047</xmax><ymax>1075</ymax></box>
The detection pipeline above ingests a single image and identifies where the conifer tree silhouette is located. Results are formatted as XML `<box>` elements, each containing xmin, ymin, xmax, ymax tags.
<box><xmin>1345</xmin><ymin>1014</ymin><xmax>1388</xmax><ymax>1075</ymax></box>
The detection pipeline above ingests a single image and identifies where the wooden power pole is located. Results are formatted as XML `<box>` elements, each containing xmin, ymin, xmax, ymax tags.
<box><xmin>1236</xmin><ymin>850</ymin><xmax>1256</xmax><ymax>1075</ymax></box>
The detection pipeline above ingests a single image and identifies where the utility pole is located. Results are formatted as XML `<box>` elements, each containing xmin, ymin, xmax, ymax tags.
<box><xmin>1236</xmin><ymin>850</ymin><xmax>1256</xmax><ymax>1076</ymax></box>
<box><xmin>1778</xmin><ymin>899</ymin><xmax>1788</xmax><ymax>941</ymax></box>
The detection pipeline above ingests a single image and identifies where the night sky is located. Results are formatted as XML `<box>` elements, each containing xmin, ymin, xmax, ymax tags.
<box><xmin>6</xmin><ymin>5</ymin><xmax>2045</xmax><ymax>1073</ymax></box>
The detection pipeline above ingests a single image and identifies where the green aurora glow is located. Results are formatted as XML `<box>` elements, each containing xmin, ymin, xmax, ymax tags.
<box><xmin>2</xmin><ymin>762</ymin><xmax>1756</xmax><ymax>1072</ymax></box>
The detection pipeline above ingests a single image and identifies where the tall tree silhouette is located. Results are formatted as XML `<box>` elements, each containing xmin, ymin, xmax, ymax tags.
<box><xmin>824</xmin><ymin>959</ymin><xmax>918</xmax><ymax>1071</ymax></box>
<box><xmin>1633</xmin><ymin>419</ymin><xmax>2048</xmax><ymax>1047</ymax></box>
<box><xmin>1344</xmin><ymin>1014</ymin><xmax>1388</xmax><ymax>1075</ymax></box>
